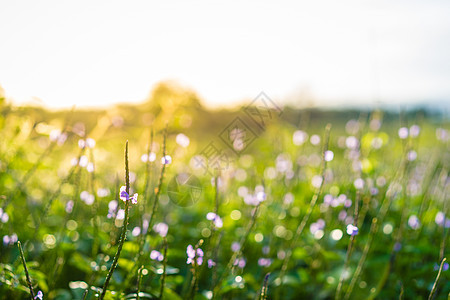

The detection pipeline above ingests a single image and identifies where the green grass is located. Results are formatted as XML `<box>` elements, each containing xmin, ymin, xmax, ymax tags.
<box><xmin>0</xmin><ymin>97</ymin><xmax>449</xmax><ymax>299</ymax></box>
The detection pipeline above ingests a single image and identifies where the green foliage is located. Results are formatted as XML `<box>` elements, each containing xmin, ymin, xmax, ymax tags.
<box><xmin>0</xmin><ymin>95</ymin><xmax>449</xmax><ymax>299</ymax></box>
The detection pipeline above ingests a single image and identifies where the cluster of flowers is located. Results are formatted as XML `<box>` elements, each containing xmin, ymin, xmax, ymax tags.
<box><xmin>80</xmin><ymin>191</ymin><xmax>95</xmax><ymax>205</ymax></box>
<box><xmin>206</xmin><ymin>212</ymin><xmax>223</xmax><ymax>228</ymax></box>
<box><xmin>49</xmin><ymin>129</ymin><xmax>67</xmax><ymax>146</ymax></box>
<box><xmin>186</xmin><ymin>245</ymin><xmax>204</xmax><ymax>265</ymax></box>
<box><xmin>237</xmin><ymin>185</ymin><xmax>267</xmax><ymax>206</ymax></box>
<box><xmin>3</xmin><ymin>233</ymin><xmax>18</xmax><ymax>246</ymax></box>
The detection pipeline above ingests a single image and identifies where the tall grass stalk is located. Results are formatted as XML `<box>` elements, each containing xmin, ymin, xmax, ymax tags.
<box><xmin>136</xmin><ymin>265</ymin><xmax>144</xmax><ymax>300</ymax></box>
<box><xmin>257</xmin><ymin>272</ymin><xmax>270</xmax><ymax>300</ymax></box>
<box><xmin>159</xmin><ymin>237</ymin><xmax>168</xmax><ymax>300</ymax></box>
<box><xmin>147</xmin><ymin>125</ymin><xmax>168</xmax><ymax>232</ymax></box>
<box><xmin>276</xmin><ymin>124</ymin><xmax>331</xmax><ymax>299</ymax></box>
<box><xmin>99</xmin><ymin>141</ymin><xmax>132</xmax><ymax>300</ymax></box>
<box><xmin>335</xmin><ymin>189</ymin><xmax>361</xmax><ymax>300</ymax></box>
<box><xmin>428</xmin><ymin>257</ymin><xmax>447</xmax><ymax>300</ymax></box>
<box><xmin>17</xmin><ymin>241</ymin><xmax>35</xmax><ymax>299</ymax></box>
<box><xmin>336</xmin><ymin>121</ymin><xmax>364</xmax><ymax>300</ymax></box>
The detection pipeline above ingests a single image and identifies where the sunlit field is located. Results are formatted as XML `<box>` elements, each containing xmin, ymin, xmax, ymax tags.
<box><xmin>0</xmin><ymin>85</ymin><xmax>448</xmax><ymax>300</ymax></box>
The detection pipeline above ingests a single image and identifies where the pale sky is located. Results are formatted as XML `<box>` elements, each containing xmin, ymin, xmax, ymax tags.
<box><xmin>1</xmin><ymin>0</ymin><xmax>450</xmax><ymax>109</ymax></box>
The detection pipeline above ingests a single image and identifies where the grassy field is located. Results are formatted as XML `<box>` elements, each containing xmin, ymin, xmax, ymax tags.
<box><xmin>0</xmin><ymin>87</ymin><xmax>449</xmax><ymax>299</ymax></box>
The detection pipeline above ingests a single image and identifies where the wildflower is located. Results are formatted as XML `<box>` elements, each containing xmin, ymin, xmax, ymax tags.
<box><xmin>97</xmin><ymin>188</ymin><xmax>110</xmax><ymax>197</ymax></box>
<box><xmin>70</xmin><ymin>157</ymin><xmax>79</xmax><ymax>166</ymax></box>
<box><xmin>186</xmin><ymin>245</ymin><xmax>203</xmax><ymax>265</ymax></box>
<box><xmin>283</xmin><ymin>193</ymin><xmax>294</xmax><ymax>205</ymax></box>
<box><xmin>0</xmin><ymin>208</ymin><xmax>9</xmax><ymax>223</ymax></box>
<box><xmin>161</xmin><ymin>155</ymin><xmax>172</xmax><ymax>165</ymax></box>
<box><xmin>346</xmin><ymin>224</ymin><xmax>359</xmax><ymax>236</ymax></box>
<box><xmin>408</xmin><ymin>215</ymin><xmax>420</xmax><ymax>230</ymax></box>
<box><xmin>311</xmin><ymin>175</ymin><xmax>323</xmax><ymax>188</ymax></box>
<box><xmin>79</xmin><ymin>155</ymin><xmax>89</xmax><ymax>167</ymax></box>
<box><xmin>310</xmin><ymin>134</ymin><xmax>321</xmax><ymax>145</ymax></box>
<box><xmin>119</xmin><ymin>186</ymin><xmax>138</xmax><ymax>204</ymax></box>
<box><xmin>353</xmin><ymin>178</ymin><xmax>364</xmax><ymax>189</ymax></box>
<box><xmin>256</xmin><ymin>191</ymin><xmax>266</xmax><ymax>202</ymax></box>
<box><xmin>258</xmin><ymin>258</ymin><xmax>272</xmax><ymax>267</ymax></box>
<box><xmin>116</xmin><ymin>209</ymin><xmax>125</xmax><ymax>220</ymax></box>
<box><xmin>398</xmin><ymin>127</ymin><xmax>408</xmax><ymax>139</ymax></box>
<box><xmin>85</xmin><ymin>138</ymin><xmax>96</xmax><ymax>148</ymax></box>
<box><xmin>107</xmin><ymin>200</ymin><xmax>118</xmax><ymax>218</ymax></box>
<box><xmin>78</xmin><ymin>139</ymin><xmax>86</xmax><ymax>149</ymax></box>
<box><xmin>3</xmin><ymin>233</ymin><xmax>17</xmax><ymax>246</ymax></box>
<box><xmin>141</xmin><ymin>152</ymin><xmax>156</xmax><ymax>162</ymax></box>
<box><xmin>132</xmin><ymin>227</ymin><xmax>141</xmax><ymax>236</ymax></box>
<box><xmin>345</xmin><ymin>136</ymin><xmax>359</xmax><ymax>149</ymax></box>
<box><xmin>409</xmin><ymin>125</ymin><xmax>420</xmax><ymax>137</ymax></box>
<box><xmin>206</xmin><ymin>212</ymin><xmax>223</xmax><ymax>228</ymax></box>
<box><xmin>150</xmin><ymin>250</ymin><xmax>164</xmax><ymax>261</ymax></box>
<box><xmin>207</xmin><ymin>259</ymin><xmax>216</xmax><ymax>268</ymax></box>
<box><xmin>233</xmin><ymin>257</ymin><xmax>246</xmax><ymax>268</ymax></box>
<box><xmin>231</xmin><ymin>242</ymin><xmax>240</xmax><ymax>252</ymax></box>
<box><xmin>293</xmin><ymin>130</ymin><xmax>308</xmax><ymax>146</ymax></box>
<box><xmin>176</xmin><ymin>133</ymin><xmax>190</xmax><ymax>147</ymax></box>
<box><xmin>35</xmin><ymin>290</ymin><xmax>44</xmax><ymax>300</ymax></box>
<box><xmin>324</xmin><ymin>150</ymin><xmax>334</xmax><ymax>162</ymax></box>
<box><xmin>80</xmin><ymin>191</ymin><xmax>94</xmax><ymax>205</ymax></box>
<box><xmin>87</xmin><ymin>162</ymin><xmax>95</xmax><ymax>173</ymax></box>
<box><xmin>65</xmin><ymin>200</ymin><xmax>74</xmax><ymax>213</ymax></box>
<box><xmin>153</xmin><ymin>222</ymin><xmax>169</xmax><ymax>237</ymax></box>
<box><xmin>407</xmin><ymin>150</ymin><xmax>417</xmax><ymax>161</ymax></box>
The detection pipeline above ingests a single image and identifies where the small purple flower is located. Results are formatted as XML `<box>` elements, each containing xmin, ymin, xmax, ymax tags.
<box><xmin>408</xmin><ymin>215</ymin><xmax>420</xmax><ymax>230</ymax></box>
<box><xmin>186</xmin><ymin>245</ymin><xmax>204</xmax><ymax>265</ymax></box>
<box><xmin>161</xmin><ymin>155</ymin><xmax>172</xmax><ymax>165</ymax></box>
<box><xmin>233</xmin><ymin>257</ymin><xmax>246</xmax><ymax>268</ymax></box>
<box><xmin>346</xmin><ymin>224</ymin><xmax>359</xmax><ymax>236</ymax></box>
<box><xmin>435</xmin><ymin>212</ymin><xmax>445</xmax><ymax>227</ymax></box>
<box><xmin>206</xmin><ymin>212</ymin><xmax>223</xmax><ymax>228</ymax></box>
<box><xmin>207</xmin><ymin>259</ymin><xmax>216</xmax><ymax>268</ymax></box>
<box><xmin>119</xmin><ymin>186</ymin><xmax>138</xmax><ymax>204</ymax></box>
<box><xmin>231</xmin><ymin>242</ymin><xmax>240</xmax><ymax>252</ymax></box>
<box><xmin>107</xmin><ymin>200</ymin><xmax>118</xmax><ymax>218</ymax></box>
<box><xmin>153</xmin><ymin>222</ymin><xmax>169</xmax><ymax>237</ymax></box>
<box><xmin>394</xmin><ymin>242</ymin><xmax>402</xmax><ymax>252</ymax></box>
<box><xmin>150</xmin><ymin>250</ymin><xmax>164</xmax><ymax>261</ymax></box>
<box><xmin>34</xmin><ymin>290</ymin><xmax>43</xmax><ymax>300</ymax></box>
<box><xmin>132</xmin><ymin>227</ymin><xmax>141</xmax><ymax>236</ymax></box>
<box><xmin>65</xmin><ymin>200</ymin><xmax>74</xmax><ymax>213</ymax></box>
<box><xmin>258</xmin><ymin>258</ymin><xmax>272</xmax><ymax>267</ymax></box>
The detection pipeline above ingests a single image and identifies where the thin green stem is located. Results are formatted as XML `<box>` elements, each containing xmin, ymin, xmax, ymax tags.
<box><xmin>159</xmin><ymin>237</ymin><xmax>168</xmax><ymax>300</ymax></box>
<box><xmin>18</xmin><ymin>241</ymin><xmax>35</xmax><ymax>299</ymax></box>
<box><xmin>428</xmin><ymin>258</ymin><xmax>447</xmax><ymax>300</ymax></box>
<box><xmin>136</xmin><ymin>265</ymin><xmax>144</xmax><ymax>300</ymax></box>
<box><xmin>258</xmin><ymin>272</ymin><xmax>271</xmax><ymax>300</ymax></box>
<box><xmin>99</xmin><ymin>141</ymin><xmax>132</xmax><ymax>300</ymax></box>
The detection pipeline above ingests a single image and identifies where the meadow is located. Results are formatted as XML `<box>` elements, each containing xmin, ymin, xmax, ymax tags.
<box><xmin>0</xmin><ymin>85</ymin><xmax>448</xmax><ymax>299</ymax></box>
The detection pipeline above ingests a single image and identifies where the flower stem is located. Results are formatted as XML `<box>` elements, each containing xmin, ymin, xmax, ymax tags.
<box><xmin>428</xmin><ymin>257</ymin><xmax>447</xmax><ymax>300</ymax></box>
<box><xmin>258</xmin><ymin>272</ymin><xmax>271</xmax><ymax>300</ymax></box>
<box><xmin>99</xmin><ymin>141</ymin><xmax>131</xmax><ymax>300</ymax></box>
<box><xmin>18</xmin><ymin>241</ymin><xmax>35</xmax><ymax>299</ymax></box>
<box><xmin>136</xmin><ymin>265</ymin><xmax>144</xmax><ymax>300</ymax></box>
<box><xmin>159</xmin><ymin>237</ymin><xmax>168</xmax><ymax>299</ymax></box>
